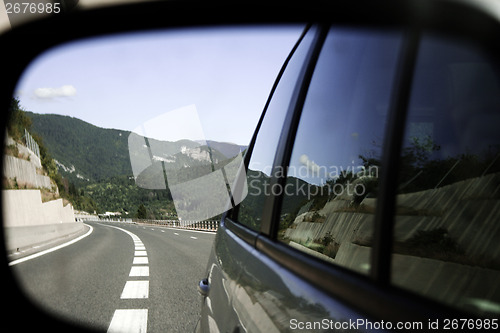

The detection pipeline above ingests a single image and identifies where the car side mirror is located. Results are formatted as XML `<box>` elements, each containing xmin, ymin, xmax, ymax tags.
<box><xmin>198</xmin><ymin>278</ymin><xmax>210</xmax><ymax>297</ymax></box>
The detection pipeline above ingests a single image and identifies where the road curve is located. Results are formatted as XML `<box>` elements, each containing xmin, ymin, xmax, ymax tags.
<box><xmin>10</xmin><ymin>221</ymin><xmax>215</xmax><ymax>332</ymax></box>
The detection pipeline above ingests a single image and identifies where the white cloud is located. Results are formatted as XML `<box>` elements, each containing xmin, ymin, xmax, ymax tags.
<box><xmin>299</xmin><ymin>154</ymin><xmax>322</xmax><ymax>176</ymax></box>
<box><xmin>34</xmin><ymin>85</ymin><xmax>76</xmax><ymax>99</ymax></box>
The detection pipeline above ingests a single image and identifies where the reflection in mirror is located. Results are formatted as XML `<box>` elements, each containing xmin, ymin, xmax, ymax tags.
<box><xmin>3</xmin><ymin>26</ymin><xmax>302</xmax><ymax>330</ymax></box>
<box><xmin>235</xmin><ymin>25</ymin><xmax>318</xmax><ymax>232</ymax></box>
<box><xmin>128</xmin><ymin>104</ymin><xmax>248</xmax><ymax>221</ymax></box>
<box><xmin>392</xmin><ymin>35</ymin><xmax>500</xmax><ymax>318</ymax></box>
<box><xmin>277</xmin><ymin>28</ymin><xmax>403</xmax><ymax>276</ymax></box>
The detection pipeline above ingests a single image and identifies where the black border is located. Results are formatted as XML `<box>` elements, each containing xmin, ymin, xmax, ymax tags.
<box><xmin>2</xmin><ymin>0</ymin><xmax>500</xmax><ymax>331</ymax></box>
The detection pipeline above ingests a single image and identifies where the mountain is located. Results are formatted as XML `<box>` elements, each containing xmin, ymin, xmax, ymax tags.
<box><xmin>197</xmin><ymin>140</ymin><xmax>247</xmax><ymax>159</ymax></box>
<box><xmin>27</xmin><ymin>112</ymin><xmax>247</xmax><ymax>186</ymax></box>
<box><xmin>25</xmin><ymin>112</ymin><xmax>248</xmax><ymax>217</ymax></box>
<box><xmin>27</xmin><ymin>112</ymin><xmax>132</xmax><ymax>184</ymax></box>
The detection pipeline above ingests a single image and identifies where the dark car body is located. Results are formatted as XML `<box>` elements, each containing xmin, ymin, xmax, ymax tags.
<box><xmin>196</xmin><ymin>1</ymin><xmax>500</xmax><ymax>332</ymax></box>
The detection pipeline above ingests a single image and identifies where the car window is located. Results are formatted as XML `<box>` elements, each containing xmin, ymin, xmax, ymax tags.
<box><xmin>277</xmin><ymin>27</ymin><xmax>403</xmax><ymax>275</ymax></box>
<box><xmin>235</xmin><ymin>27</ymin><xmax>318</xmax><ymax>231</ymax></box>
<box><xmin>392</xmin><ymin>35</ymin><xmax>500</xmax><ymax>317</ymax></box>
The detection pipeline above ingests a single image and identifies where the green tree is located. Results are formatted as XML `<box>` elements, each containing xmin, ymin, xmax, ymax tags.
<box><xmin>7</xmin><ymin>97</ymin><xmax>32</xmax><ymax>140</ymax></box>
<box><xmin>137</xmin><ymin>204</ymin><xmax>147</xmax><ymax>219</ymax></box>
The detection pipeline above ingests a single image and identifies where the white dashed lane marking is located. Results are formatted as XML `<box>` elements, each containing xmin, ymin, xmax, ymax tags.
<box><xmin>99</xmin><ymin>224</ymin><xmax>150</xmax><ymax>333</ymax></box>
<box><xmin>108</xmin><ymin>309</ymin><xmax>148</xmax><ymax>333</ymax></box>
<box><xmin>121</xmin><ymin>281</ymin><xmax>149</xmax><ymax>299</ymax></box>
<box><xmin>133</xmin><ymin>257</ymin><xmax>149</xmax><ymax>265</ymax></box>
<box><xmin>130</xmin><ymin>266</ymin><xmax>150</xmax><ymax>277</ymax></box>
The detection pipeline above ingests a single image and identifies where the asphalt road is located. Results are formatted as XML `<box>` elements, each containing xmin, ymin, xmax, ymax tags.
<box><xmin>10</xmin><ymin>221</ymin><xmax>216</xmax><ymax>332</ymax></box>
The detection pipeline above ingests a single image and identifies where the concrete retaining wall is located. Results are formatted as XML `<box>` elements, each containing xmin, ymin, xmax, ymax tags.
<box><xmin>2</xmin><ymin>189</ymin><xmax>79</xmax><ymax>252</ymax></box>
<box><xmin>3</xmin><ymin>155</ymin><xmax>52</xmax><ymax>189</ymax></box>
<box><xmin>5</xmin><ymin>136</ymin><xmax>42</xmax><ymax>169</ymax></box>
<box><xmin>5</xmin><ymin>222</ymin><xmax>83</xmax><ymax>252</ymax></box>
<box><xmin>2</xmin><ymin>189</ymin><xmax>74</xmax><ymax>227</ymax></box>
<box><xmin>333</xmin><ymin>242</ymin><xmax>500</xmax><ymax>307</ymax></box>
<box><xmin>285</xmin><ymin>173</ymin><xmax>500</xmax><ymax>260</ymax></box>
<box><xmin>284</xmin><ymin>210</ymin><xmax>373</xmax><ymax>245</ymax></box>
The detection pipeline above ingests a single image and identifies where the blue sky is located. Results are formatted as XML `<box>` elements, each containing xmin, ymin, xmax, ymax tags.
<box><xmin>15</xmin><ymin>25</ymin><xmax>303</xmax><ymax>145</ymax></box>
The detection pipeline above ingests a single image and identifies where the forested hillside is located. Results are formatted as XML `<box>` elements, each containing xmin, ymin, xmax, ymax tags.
<box><xmin>5</xmin><ymin>99</ymin><xmax>99</xmax><ymax>213</ymax></box>
<box><xmin>24</xmin><ymin>111</ymin><xmax>247</xmax><ymax>219</ymax></box>
<box><xmin>27</xmin><ymin>112</ymin><xmax>132</xmax><ymax>184</ymax></box>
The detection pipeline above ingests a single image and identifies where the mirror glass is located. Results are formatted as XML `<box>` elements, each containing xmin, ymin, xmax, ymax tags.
<box><xmin>3</xmin><ymin>25</ymin><xmax>303</xmax><ymax>330</ymax></box>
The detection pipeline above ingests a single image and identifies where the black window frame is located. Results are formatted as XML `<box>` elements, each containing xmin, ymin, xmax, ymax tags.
<box><xmin>226</xmin><ymin>24</ymin><xmax>329</xmax><ymax>236</ymax></box>
<box><xmin>257</xmin><ymin>24</ymin><xmax>328</xmax><ymax>237</ymax></box>
<box><xmin>224</xmin><ymin>23</ymin><xmax>314</xmax><ymax>244</ymax></box>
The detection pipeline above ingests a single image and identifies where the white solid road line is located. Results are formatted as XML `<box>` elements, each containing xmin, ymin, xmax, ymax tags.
<box><xmin>121</xmin><ymin>281</ymin><xmax>149</xmax><ymax>299</ymax></box>
<box><xmin>100</xmin><ymin>223</ymin><xmax>143</xmax><ymax>241</ymax></box>
<box><xmin>9</xmin><ymin>224</ymin><xmax>94</xmax><ymax>266</ymax></box>
<box><xmin>108</xmin><ymin>309</ymin><xmax>148</xmax><ymax>333</ymax></box>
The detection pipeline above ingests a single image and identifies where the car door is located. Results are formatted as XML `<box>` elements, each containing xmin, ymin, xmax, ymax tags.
<box><xmin>200</xmin><ymin>24</ymin><xmax>406</xmax><ymax>332</ymax></box>
<box><xmin>201</xmin><ymin>16</ymin><xmax>500</xmax><ymax>333</ymax></box>
<box><xmin>197</xmin><ymin>24</ymin><xmax>322</xmax><ymax>333</ymax></box>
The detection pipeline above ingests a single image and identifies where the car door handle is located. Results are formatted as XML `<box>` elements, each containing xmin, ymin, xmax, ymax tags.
<box><xmin>198</xmin><ymin>278</ymin><xmax>210</xmax><ymax>297</ymax></box>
